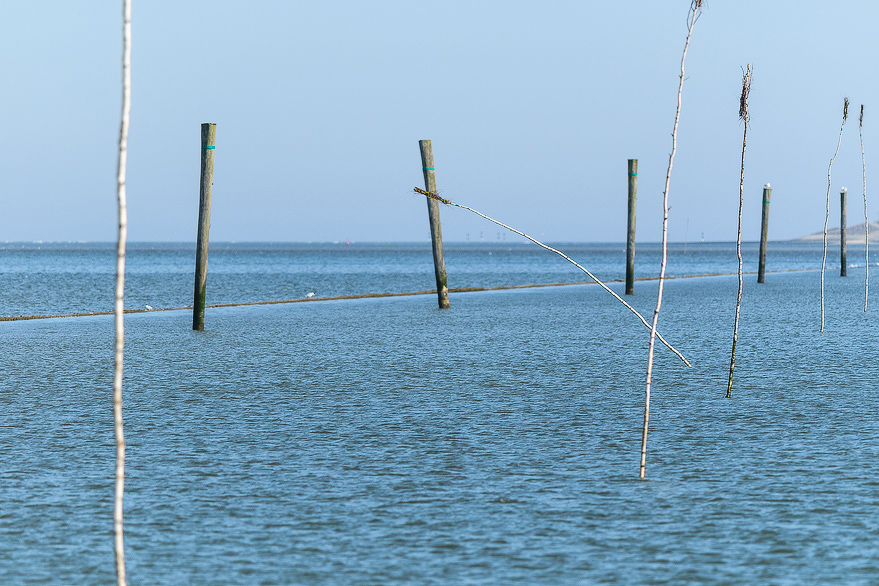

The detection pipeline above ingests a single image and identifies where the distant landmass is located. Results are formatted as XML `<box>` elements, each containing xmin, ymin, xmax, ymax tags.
<box><xmin>793</xmin><ymin>221</ymin><xmax>879</xmax><ymax>243</ymax></box>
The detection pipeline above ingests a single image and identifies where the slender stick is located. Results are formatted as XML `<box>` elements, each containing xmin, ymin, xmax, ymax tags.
<box><xmin>822</xmin><ymin>97</ymin><xmax>849</xmax><ymax>331</ymax></box>
<box><xmin>726</xmin><ymin>65</ymin><xmax>751</xmax><ymax>399</ymax></box>
<box><xmin>413</xmin><ymin>187</ymin><xmax>691</xmax><ymax>367</ymax></box>
<box><xmin>640</xmin><ymin>0</ymin><xmax>702</xmax><ymax>479</ymax></box>
<box><xmin>113</xmin><ymin>1</ymin><xmax>131</xmax><ymax>585</ymax></box>
<box><xmin>862</xmin><ymin>105</ymin><xmax>868</xmax><ymax>312</ymax></box>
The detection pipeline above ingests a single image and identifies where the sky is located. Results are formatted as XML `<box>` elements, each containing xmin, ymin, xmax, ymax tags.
<box><xmin>0</xmin><ymin>1</ymin><xmax>877</xmax><ymax>243</ymax></box>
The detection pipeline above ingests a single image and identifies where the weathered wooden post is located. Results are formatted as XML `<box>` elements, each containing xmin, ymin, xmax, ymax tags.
<box><xmin>626</xmin><ymin>159</ymin><xmax>637</xmax><ymax>295</ymax></box>
<box><xmin>841</xmin><ymin>187</ymin><xmax>848</xmax><ymax>277</ymax></box>
<box><xmin>757</xmin><ymin>183</ymin><xmax>771</xmax><ymax>284</ymax></box>
<box><xmin>193</xmin><ymin>123</ymin><xmax>216</xmax><ymax>330</ymax></box>
<box><xmin>418</xmin><ymin>140</ymin><xmax>450</xmax><ymax>309</ymax></box>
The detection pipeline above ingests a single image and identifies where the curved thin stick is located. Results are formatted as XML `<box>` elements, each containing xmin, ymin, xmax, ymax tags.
<box><xmin>413</xmin><ymin>187</ymin><xmax>691</xmax><ymax>367</ymax></box>
<box><xmin>727</xmin><ymin>64</ymin><xmax>751</xmax><ymax>399</ymax></box>
<box><xmin>113</xmin><ymin>1</ymin><xmax>131</xmax><ymax>584</ymax></box>
<box><xmin>822</xmin><ymin>97</ymin><xmax>849</xmax><ymax>331</ymax></box>
<box><xmin>861</xmin><ymin>105</ymin><xmax>868</xmax><ymax>312</ymax></box>
<box><xmin>641</xmin><ymin>0</ymin><xmax>702</xmax><ymax>479</ymax></box>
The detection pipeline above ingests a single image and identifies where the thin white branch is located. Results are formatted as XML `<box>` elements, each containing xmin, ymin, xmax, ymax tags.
<box><xmin>727</xmin><ymin>64</ymin><xmax>751</xmax><ymax>399</ymax></box>
<box><xmin>114</xmin><ymin>1</ymin><xmax>131</xmax><ymax>585</ymax></box>
<box><xmin>641</xmin><ymin>0</ymin><xmax>701</xmax><ymax>479</ymax></box>
<box><xmin>823</xmin><ymin>98</ymin><xmax>848</xmax><ymax>331</ymax></box>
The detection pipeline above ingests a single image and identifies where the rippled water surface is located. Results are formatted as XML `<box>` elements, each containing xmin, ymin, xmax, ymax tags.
<box><xmin>2</xmin><ymin>242</ymin><xmax>879</xmax><ymax>584</ymax></box>
<box><xmin>0</xmin><ymin>240</ymin><xmax>846</xmax><ymax>317</ymax></box>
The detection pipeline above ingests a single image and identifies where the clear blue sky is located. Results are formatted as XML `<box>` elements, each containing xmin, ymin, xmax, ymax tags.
<box><xmin>0</xmin><ymin>1</ymin><xmax>876</xmax><ymax>243</ymax></box>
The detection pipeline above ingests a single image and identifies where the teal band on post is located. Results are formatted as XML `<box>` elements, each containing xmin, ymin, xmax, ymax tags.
<box><xmin>423</xmin><ymin>167</ymin><xmax>434</xmax><ymax>171</ymax></box>
<box><xmin>628</xmin><ymin>173</ymin><xmax>637</xmax><ymax>177</ymax></box>
<box><xmin>763</xmin><ymin>200</ymin><xmax>771</xmax><ymax>204</ymax></box>
<box><xmin>203</xmin><ymin>146</ymin><xmax>216</xmax><ymax>149</ymax></box>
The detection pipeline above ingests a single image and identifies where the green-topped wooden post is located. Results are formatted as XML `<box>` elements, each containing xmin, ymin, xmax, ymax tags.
<box><xmin>841</xmin><ymin>187</ymin><xmax>848</xmax><ymax>277</ymax></box>
<box><xmin>193</xmin><ymin>123</ymin><xmax>216</xmax><ymax>330</ymax></box>
<box><xmin>419</xmin><ymin>140</ymin><xmax>450</xmax><ymax>309</ymax></box>
<box><xmin>757</xmin><ymin>183</ymin><xmax>771</xmax><ymax>284</ymax></box>
<box><xmin>626</xmin><ymin>159</ymin><xmax>637</xmax><ymax>295</ymax></box>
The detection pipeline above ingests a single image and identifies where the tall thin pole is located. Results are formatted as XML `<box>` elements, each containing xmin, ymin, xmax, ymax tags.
<box><xmin>626</xmin><ymin>159</ymin><xmax>637</xmax><ymax>295</ymax></box>
<box><xmin>841</xmin><ymin>188</ymin><xmax>848</xmax><ymax>277</ymax></box>
<box><xmin>418</xmin><ymin>140</ymin><xmax>450</xmax><ymax>309</ymax></box>
<box><xmin>193</xmin><ymin>123</ymin><xmax>217</xmax><ymax>330</ymax></box>
<box><xmin>641</xmin><ymin>0</ymin><xmax>702</xmax><ymax>479</ymax></box>
<box><xmin>757</xmin><ymin>184</ymin><xmax>771</xmax><ymax>283</ymax></box>
<box><xmin>113</xmin><ymin>0</ymin><xmax>131</xmax><ymax>584</ymax></box>
<box><xmin>861</xmin><ymin>105</ymin><xmax>868</xmax><ymax>311</ymax></box>
<box><xmin>684</xmin><ymin>218</ymin><xmax>689</xmax><ymax>255</ymax></box>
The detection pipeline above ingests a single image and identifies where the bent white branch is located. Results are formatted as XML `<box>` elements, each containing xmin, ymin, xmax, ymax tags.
<box><xmin>413</xmin><ymin>187</ymin><xmax>691</xmax><ymax>367</ymax></box>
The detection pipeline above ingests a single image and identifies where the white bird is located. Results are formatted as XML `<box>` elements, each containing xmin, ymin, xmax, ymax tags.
<box><xmin>145</xmin><ymin>305</ymin><xmax>153</xmax><ymax>311</ymax></box>
<box><xmin>304</xmin><ymin>292</ymin><xmax>315</xmax><ymax>298</ymax></box>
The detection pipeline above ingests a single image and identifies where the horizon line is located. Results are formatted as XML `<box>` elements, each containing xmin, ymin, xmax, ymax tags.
<box><xmin>0</xmin><ymin>239</ymin><xmax>842</xmax><ymax>246</ymax></box>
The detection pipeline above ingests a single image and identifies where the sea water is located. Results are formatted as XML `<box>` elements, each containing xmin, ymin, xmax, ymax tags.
<box><xmin>0</xmin><ymin>241</ymin><xmax>837</xmax><ymax>317</ymax></box>
<box><xmin>1</xmin><ymin>242</ymin><xmax>878</xmax><ymax>584</ymax></box>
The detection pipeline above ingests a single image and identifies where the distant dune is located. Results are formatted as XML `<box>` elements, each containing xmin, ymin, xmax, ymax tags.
<box><xmin>793</xmin><ymin>221</ymin><xmax>879</xmax><ymax>243</ymax></box>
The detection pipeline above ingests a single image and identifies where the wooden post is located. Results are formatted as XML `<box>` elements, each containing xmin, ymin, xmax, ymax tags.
<box><xmin>757</xmin><ymin>183</ymin><xmax>771</xmax><ymax>284</ymax></box>
<box><xmin>419</xmin><ymin>140</ymin><xmax>450</xmax><ymax>309</ymax></box>
<box><xmin>626</xmin><ymin>159</ymin><xmax>637</xmax><ymax>295</ymax></box>
<box><xmin>841</xmin><ymin>187</ymin><xmax>848</xmax><ymax>277</ymax></box>
<box><xmin>193</xmin><ymin>123</ymin><xmax>216</xmax><ymax>330</ymax></box>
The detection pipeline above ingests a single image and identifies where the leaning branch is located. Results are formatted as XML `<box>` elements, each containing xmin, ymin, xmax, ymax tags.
<box><xmin>413</xmin><ymin>187</ymin><xmax>691</xmax><ymax>367</ymax></box>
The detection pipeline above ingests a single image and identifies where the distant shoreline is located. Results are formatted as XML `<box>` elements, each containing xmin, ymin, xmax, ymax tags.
<box><xmin>791</xmin><ymin>221</ymin><xmax>879</xmax><ymax>244</ymax></box>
